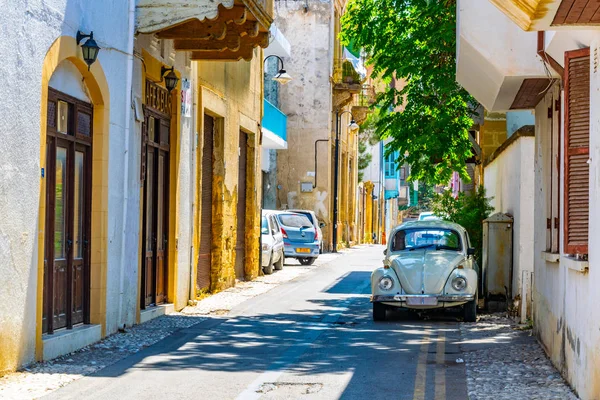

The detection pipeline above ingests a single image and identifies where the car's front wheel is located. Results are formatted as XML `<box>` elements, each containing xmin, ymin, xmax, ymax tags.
<box><xmin>464</xmin><ymin>293</ymin><xmax>477</xmax><ymax>322</ymax></box>
<box><xmin>299</xmin><ymin>257</ymin><xmax>316</xmax><ymax>266</ymax></box>
<box><xmin>373</xmin><ymin>302</ymin><xmax>386</xmax><ymax>321</ymax></box>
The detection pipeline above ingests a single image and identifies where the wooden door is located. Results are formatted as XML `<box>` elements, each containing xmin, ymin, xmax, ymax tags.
<box><xmin>43</xmin><ymin>90</ymin><xmax>92</xmax><ymax>334</ymax></box>
<box><xmin>141</xmin><ymin>113</ymin><xmax>170</xmax><ymax>308</ymax></box>
<box><xmin>197</xmin><ymin>114</ymin><xmax>214</xmax><ymax>291</ymax></box>
<box><xmin>235</xmin><ymin>131</ymin><xmax>247</xmax><ymax>280</ymax></box>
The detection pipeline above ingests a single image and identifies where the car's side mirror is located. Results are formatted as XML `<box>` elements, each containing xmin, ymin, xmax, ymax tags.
<box><xmin>383</xmin><ymin>249</ymin><xmax>388</xmax><ymax>256</ymax></box>
<box><xmin>467</xmin><ymin>247</ymin><xmax>476</xmax><ymax>256</ymax></box>
<box><xmin>319</xmin><ymin>222</ymin><xmax>326</xmax><ymax>228</ymax></box>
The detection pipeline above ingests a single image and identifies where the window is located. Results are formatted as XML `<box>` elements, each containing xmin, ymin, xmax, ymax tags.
<box><xmin>564</xmin><ymin>48</ymin><xmax>590</xmax><ymax>255</ymax></box>
<box><xmin>541</xmin><ymin>85</ymin><xmax>561</xmax><ymax>253</ymax></box>
<box><xmin>278</xmin><ymin>214</ymin><xmax>312</xmax><ymax>228</ymax></box>
<box><xmin>261</xmin><ymin>216</ymin><xmax>269</xmax><ymax>234</ymax></box>
<box><xmin>391</xmin><ymin>228</ymin><xmax>462</xmax><ymax>252</ymax></box>
<box><xmin>384</xmin><ymin>151</ymin><xmax>397</xmax><ymax>178</ymax></box>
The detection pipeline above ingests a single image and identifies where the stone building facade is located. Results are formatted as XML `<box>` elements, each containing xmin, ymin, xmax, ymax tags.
<box><xmin>0</xmin><ymin>0</ymin><xmax>272</xmax><ymax>374</ymax></box>
<box><xmin>273</xmin><ymin>0</ymin><xmax>364</xmax><ymax>250</ymax></box>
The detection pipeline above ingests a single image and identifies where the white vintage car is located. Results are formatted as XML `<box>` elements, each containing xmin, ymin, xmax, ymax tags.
<box><xmin>371</xmin><ymin>221</ymin><xmax>479</xmax><ymax>322</ymax></box>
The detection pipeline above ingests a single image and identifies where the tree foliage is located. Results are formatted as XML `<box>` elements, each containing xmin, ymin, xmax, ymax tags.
<box><xmin>341</xmin><ymin>0</ymin><xmax>476</xmax><ymax>184</ymax></box>
<box><xmin>430</xmin><ymin>186</ymin><xmax>494</xmax><ymax>261</ymax></box>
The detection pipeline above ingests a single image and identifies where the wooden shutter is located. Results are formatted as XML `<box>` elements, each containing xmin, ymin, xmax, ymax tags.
<box><xmin>564</xmin><ymin>48</ymin><xmax>590</xmax><ymax>255</ymax></box>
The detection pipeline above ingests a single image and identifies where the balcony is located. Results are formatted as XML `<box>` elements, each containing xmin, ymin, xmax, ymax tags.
<box><xmin>457</xmin><ymin>0</ymin><xmax>557</xmax><ymax>111</ymax></box>
<box><xmin>136</xmin><ymin>0</ymin><xmax>273</xmax><ymax>61</ymax></box>
<box><xmin>262</xmin><ymin>99</ymin><xmax>287</xmax><ymax>149</ymax></box>
<box><xmin>489</xmin><ymin>0</ymin><xmax>600</xmax><ymax>31</ymax></box>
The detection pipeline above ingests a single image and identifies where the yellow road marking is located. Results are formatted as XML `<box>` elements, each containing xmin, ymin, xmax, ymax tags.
<box><xmin>413</xmin><ymin>330</ymin><xmax>430</xmax><ymax>400</ymax></box>
<box><xmin>435</xmin><ymin>331</ymin><xmax>446</xmax><ymax>400</ymax></box>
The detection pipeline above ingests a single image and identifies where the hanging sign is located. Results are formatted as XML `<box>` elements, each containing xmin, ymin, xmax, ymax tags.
<box><xmin>181</xmin><ymin>79</ymin><xmax>192</xmax><ymax>118</ymax></box>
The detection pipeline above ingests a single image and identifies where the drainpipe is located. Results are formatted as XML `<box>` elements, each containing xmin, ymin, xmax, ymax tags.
<box><xmin>537</xmin><ymin>31</ymin><xmax>564</xmax><ymax>77</ymax></box>
<box><xmin>117</xmin><ymin>0</ymin><xmax>136</xmax><ymax>330</ymax></box>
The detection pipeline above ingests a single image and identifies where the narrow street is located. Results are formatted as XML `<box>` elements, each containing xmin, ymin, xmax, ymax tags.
<box><xmin>33</xmin><ymin>245</ymin><xmax>569</xmax><ymax>400</ymax></box>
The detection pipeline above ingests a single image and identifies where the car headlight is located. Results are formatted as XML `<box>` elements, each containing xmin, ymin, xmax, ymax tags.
<box><xmin>378</xmin><ymin>276</ymin><xmax>394</xmax><ymax>291</ymax></box>
<box><xmin>452</xmin><ymin>276</ymin><xmax>467</xmax><ymax>291</ymax></box>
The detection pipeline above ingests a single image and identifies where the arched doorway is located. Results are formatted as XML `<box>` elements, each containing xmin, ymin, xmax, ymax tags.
<box><xmin>43</xmin><ymin>61</ymin><xmax>93</xmax><ymax>333</ymax></box>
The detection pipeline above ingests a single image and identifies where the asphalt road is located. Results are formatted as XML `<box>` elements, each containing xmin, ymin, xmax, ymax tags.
<box><xmin>45</xmin><ymin>245</ymin><xmax>469</xmax><ymax>400</ymax></box>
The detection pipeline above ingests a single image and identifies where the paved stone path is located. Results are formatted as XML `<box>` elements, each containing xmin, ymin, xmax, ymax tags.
<box><xmin>460</xmin><ymin>314</ymin><xmax>578</xmax><ymax>400</ymax></box>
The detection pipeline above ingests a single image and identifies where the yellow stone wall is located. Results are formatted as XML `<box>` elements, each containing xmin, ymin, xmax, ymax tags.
<box><xmin>193</xmin><ymin>50</ymin><xmax>263</xmax><ymax>293</ymax></box>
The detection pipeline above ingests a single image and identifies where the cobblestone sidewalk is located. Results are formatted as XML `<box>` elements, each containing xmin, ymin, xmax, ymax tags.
<box><xmin>460</xmin><ymin>313</ymin><xmax>579</xmax><ymax>400</ymax></box>
<box><xmin>0</xmin><ymin>251</ymin><xmax>343</xmax><ymax>400</ymax></box>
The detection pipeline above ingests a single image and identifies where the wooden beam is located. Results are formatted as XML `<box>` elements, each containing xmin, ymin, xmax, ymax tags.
<box><xmin>210</xmin><ymin>4</ymin><xmax>247</xmax><ymax>24</ymax></box>
<box><xmin>175</xmin><ymin>36</ymin><xmax>242</xmax><ymax>52</ymax></box>
<box><xmin>190</xmin><ymin>47</ymin><xmax>255</xmax><ymax>61</ymax></box>
<box><xmin>156</xmin><ymin>20</ymin><xmax>227</xmax><ymax>40</ymax></box>
<box><xmin>175</xmin><ymin>32</ymin><xmax>268</xmax><ymax>52</ymax></box>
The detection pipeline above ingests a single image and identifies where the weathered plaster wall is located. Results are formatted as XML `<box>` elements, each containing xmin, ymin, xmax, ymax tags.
<box><xmin>0</xmin><ymin>0</ymin><xmax>131</xmax><ymax>373</ymax></box>
<box><xmin>274</xmin><ymin>0</ymin><xmax>334</xmax><ymax>244</ymax></box>
<box><xmin>484</xmin><ymin>133</ymin><xmax>535</xmax><ymax>317</ymax></box>
<box><xmin>533</xmin><ymin>38</ymin><xmax>600</xmax><ymax>400</ymax></box>
<box><xmin>480</xmin><ymin>117</ymin><xmax>508</xmax><ymax>160</ymax></box>
<box><xmin>194</xmin><ymin>51</ymin><xmax>263</xmax><ymax>291</ymax></box>
<box><xmin>134</xmin><ymin>35</ymin><xmax>196</xmax><ymax>312</ymax></box>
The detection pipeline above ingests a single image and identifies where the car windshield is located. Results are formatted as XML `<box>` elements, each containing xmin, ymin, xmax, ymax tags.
<box><xmin>261</xmin><ymin>216</ymin><xmax>269</xmax><ymax>234</ymax></box>
<box><xmin>279</xmin><ymin>214</ymin><xmax>313</xmax><ymax>228</ymax></box>
<box><xmin>391</xmin><ymin>228</ymin><xmax>461</xmax><ymax>252</ymax></box>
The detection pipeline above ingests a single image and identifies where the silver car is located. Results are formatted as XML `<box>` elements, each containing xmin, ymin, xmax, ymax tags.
<box><xmin>261</xmin><ymin>210</ymin><xmax>284</xmax><ymax>274</ymax></box>
<box><xmin>371</xmin><ymin>220</ymin><xmax>479</xmax><ymax>322</ymax></box>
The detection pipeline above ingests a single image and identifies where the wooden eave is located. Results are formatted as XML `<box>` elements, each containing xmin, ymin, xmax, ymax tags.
<box><xmin>490</xmin><ymin>0</ymin><xmax>600</xmax><ymax>30</ymax></box>
<box><xmin>137</xmin><ymin>0</ymin><xmax>273</xmax><ymax>61</ymax></box>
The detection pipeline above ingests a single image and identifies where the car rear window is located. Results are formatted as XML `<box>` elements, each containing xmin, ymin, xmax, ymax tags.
<box><xmin>278</xmin><ymin>214</ymin><xmax>312</xmax><ymax>228</ymax></box>
<box><xmin>293</xmin><ymin>211</ymin><xmax>314</xmax><ymax>224</ymax></box>
<box><xmin>391</xmin><ymin>228</ymin><xmax>461</xmax><ymax>251</ymax></box>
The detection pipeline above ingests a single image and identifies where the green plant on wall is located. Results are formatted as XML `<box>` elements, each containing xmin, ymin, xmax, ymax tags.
<box><xmin>430</xmin><ymin>186</ymin><xmax>494</xmax><ymax>261</ymax></box>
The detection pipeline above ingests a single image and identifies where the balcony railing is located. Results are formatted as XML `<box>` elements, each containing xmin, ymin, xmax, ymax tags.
<box><xmin>263</xmin><ymin>99</ymin><xmax>287</xmax><ymax>142</ymax></box>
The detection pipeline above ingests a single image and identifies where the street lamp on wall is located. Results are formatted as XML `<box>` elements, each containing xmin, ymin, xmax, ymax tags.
<box><xmin>263</xmin><ymin>55</ymin><xmax>292</xmax><ymax>85</ymax></box>
<box><xmin>161</xmin><ymin>66</ymin><xmax>179</xmax><ymax>92</ymax></box>
<box><xmin>332</xmin><ymin>110</ymin><xmax>358</xmax><ymax>253</ymax></box>
<box><xmin>76</xmin><ymin>31</ymin><xmax>100</xmax><ymax>70</ymax></box>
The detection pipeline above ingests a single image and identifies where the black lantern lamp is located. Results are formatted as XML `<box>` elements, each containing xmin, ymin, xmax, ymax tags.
<box><xmin>161</xmin><ymin>66</ymin><xmax>179</xmax><ymax>92</ymax></box>
<box><xmin>76</xmin><ymin>31</ymin><xmax>100</xmax><ymax>70</ymax></box>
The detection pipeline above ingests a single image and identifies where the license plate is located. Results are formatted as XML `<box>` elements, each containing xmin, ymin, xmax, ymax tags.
<box><xmin>406</xmin><ymin>297</ymin><xmax>438</xmax><ymax>306</ymax></box>
<box><xmin>296</xmin><ymin>248</ymin><xmax>311</xmax><ymax>253</ymax></box>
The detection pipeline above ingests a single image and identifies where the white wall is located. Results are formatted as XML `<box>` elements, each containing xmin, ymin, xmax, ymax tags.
<box><xmin>456</xmin><ymin>0</ymin><xmax>551</xmax><ymax>111</ymax></box>
<box><xmin>0</xmin><ymin>0</ymin><xmax>133</xmax><ymax>372</ymax></box>
<box><xmin>532</xmin><ymin>36</ymin><xmax>600</xmax><ymax>400</ymax></box>
<box><xmin>484</xmin><ymin>134</ymin><xmax>535</xmax><ymax>318</ymax></box>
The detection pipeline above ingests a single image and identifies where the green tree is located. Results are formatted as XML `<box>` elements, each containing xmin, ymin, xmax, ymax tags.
<box><xmin>430</xmin><ymin>186</ymin><xmax>494</xmax><ymax>261</ymax></box>
<box><xmin>341</xmin><ymin>0</ymin><xmax>476</xmax><ymax>185</ymax></box>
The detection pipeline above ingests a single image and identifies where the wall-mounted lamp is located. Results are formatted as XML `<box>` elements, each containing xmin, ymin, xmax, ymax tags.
<box><xmin>161</xmin><ymin>66</ymin><xmax>179</xmax><ymax>92</ymax></box>
<box><xmin>264</xmin><ymin>55</ymin><xmax>292</xmax><ymax>85</ymax></box>
<box><xmin>76</xmin><ymin>31</ymin><xmax>100</xmax><ymax>70</ymax></box>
